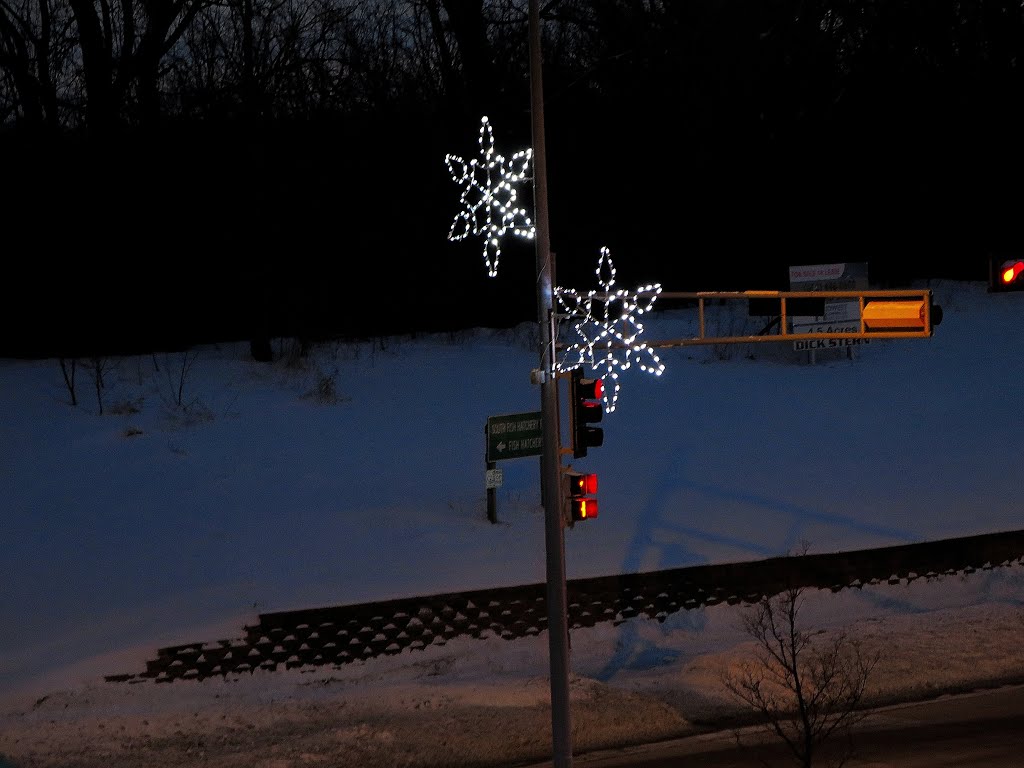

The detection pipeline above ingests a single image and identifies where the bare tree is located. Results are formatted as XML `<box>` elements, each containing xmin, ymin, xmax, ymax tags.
<box><xmin>162</xmin><ymin>348</ymin><xmax>199</xmax><ymax>409</ymax></box>
<box><xmin>83</xmin><ymin>356</ymin><xmax>116</xmax><ymax>414</ymax></box>
<box><xmin>0</xmin><ymin>0</ymin><xmax>63</xmax><ymax>127</ymax></box>
<box><xmin>722</xmin><ymin>581</ymin><xmax>879</xmax><ymax>768</ymax></box>
<box><xmin>67</xmin><ymin>0</ymin><xmax>217</xmax><ymax>130</ymax></box>
<box><xmin>58</xmin><ymin>357</ymin><xmax>77</xmax><ymax>405</ymax></box>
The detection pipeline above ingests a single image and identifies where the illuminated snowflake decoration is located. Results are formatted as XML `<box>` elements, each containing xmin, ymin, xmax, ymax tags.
<box><xmin>445</xmin><ymin>115</ymin><xmax>535</xmax><ymax>277</ymax></box>
<box><xmin>555</xmin><ymin>247</ymin><xmax>665</xmax><ymax>413</ymax></box>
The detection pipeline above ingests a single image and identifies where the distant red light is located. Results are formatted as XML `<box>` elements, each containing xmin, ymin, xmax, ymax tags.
<box><xmin>1000</xmin><ymin>260</ymin><xmax>1024</xmax><ymax>284</ymax></box>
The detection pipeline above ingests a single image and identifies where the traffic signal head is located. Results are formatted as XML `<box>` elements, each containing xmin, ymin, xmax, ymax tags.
<box><xmin>990</xmin><ymin>254</ymin><xmax>1024</xmax><ymax>292</ymax></box>
<box><xmin>570</xmin><ymin>369</ymin><xmax>604</xmax><ymax>459</ymax></box>
<box><xmin>570</xmin><ymin>471</ymin><xmax>598</xmax><ymax>495</ymax></box>
<box><xmin>998</xmin><ymin>259</ymin><xmax>1023</xmax><ymax>288</ymax></box>
<box><xmin>565</xmin><ymin>470</ymin><xmax>598</xmax><ymax>523</ymax></box>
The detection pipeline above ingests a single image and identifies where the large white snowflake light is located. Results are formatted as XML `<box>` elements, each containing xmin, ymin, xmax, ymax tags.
<box><xmin>445</xmin><ymin>116</ymin><xmax>535</xmax><ymax>277</ymax></box>
<box><xmin>555</xmin><ymin>247</ymin><xmax>665</xmax><ymax>413</ymax></box>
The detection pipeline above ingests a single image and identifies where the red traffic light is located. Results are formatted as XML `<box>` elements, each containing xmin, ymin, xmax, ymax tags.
<box><xmin>570</xmin><ymin>497</ymin><xmax>598</xmax><ymax>521</ymax></box>
<box><xmin>991</xmin><ymin>255</ymin><xmax>1024</xmax><ymax>292</ymax></box>
<box><xmin>1000</xmin><ymin>259</ymin><xmax>1023</xmax><ymax>285</ymax></box>
<box><xmin>570</xmin><ymin>472</ymin><xmax>598</xmax><ymax>495</ymax></box>
<box><xmin>564</xmin><ymin>470</ymin><xmax>599</xmax><ymax>524</ymax></box>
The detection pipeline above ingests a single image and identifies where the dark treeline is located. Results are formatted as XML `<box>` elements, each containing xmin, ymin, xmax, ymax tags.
<box><xmin>0</xmin><ymin>0</ymin><xmax>1019</xmax><ymax>357</ymax></box>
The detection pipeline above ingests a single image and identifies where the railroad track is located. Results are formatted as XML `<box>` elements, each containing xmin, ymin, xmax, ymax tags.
<box><xmin>107</xmin><ymin>528</ymin><xmax>1024</xmax><ymax>684</ymax></box>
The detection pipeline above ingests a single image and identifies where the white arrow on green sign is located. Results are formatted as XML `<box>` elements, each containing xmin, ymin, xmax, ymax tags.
<box><xmin>487</xmin><ymin>411</ymin><xmax>543</xmax><ymax>462</ymax></box>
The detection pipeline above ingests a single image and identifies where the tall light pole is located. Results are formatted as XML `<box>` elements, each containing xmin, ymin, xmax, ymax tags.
<box><xmin>528</xmin><ymin>1</ymin><xmax>574</xmax><ymax>766</ymax></box>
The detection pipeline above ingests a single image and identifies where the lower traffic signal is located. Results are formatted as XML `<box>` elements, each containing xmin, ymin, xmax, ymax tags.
<box><xmin>564</xmin><ymin>470</ymin><xmax>598</xmax><ymax>524</ymax></box>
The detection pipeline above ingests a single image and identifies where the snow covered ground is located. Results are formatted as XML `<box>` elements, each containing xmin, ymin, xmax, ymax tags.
<box><xmin>2</xmin><ymin>575</ymin><xmax>1022</xmax><ymax>767</ymax></box>
<box><xmin>1</xmin><ymin>278</ymin><xmax>1022</xmax><ymax>766</ymax></box>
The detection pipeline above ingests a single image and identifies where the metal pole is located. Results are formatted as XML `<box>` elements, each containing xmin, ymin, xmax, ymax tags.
<box><xmin>528</xmin><ymin>1</ymin><xmax>573</xmax><ymax>766</ymax></box>
<box><xmin>486</xmin><ymin>461</ymin><xmax>497</xmax><ymax>524</ymax></box>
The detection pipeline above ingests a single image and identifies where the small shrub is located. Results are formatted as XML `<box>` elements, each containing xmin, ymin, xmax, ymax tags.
<box><xmin>164</xmin><ymin>401</ymin><xmax>215</xmax><ymax>428</ymax></box>
<box><xmin>109</xmin><ymin>397</ymin><xmax>144</xmax><ymax>415</ymax></box>
<box><xmin>84</xmin><ymin>357</ymin><xmax>118</xmax><ymax>414</ymax></box>
<box><xmin>301</xmin><ymin>366</ymin><xmax>347</xmax><ymax>405</ymax></box>
<box><xmin>159</xmin><ymin>350</ymin><xmax>200</xmax><ymax>410</ymax></box>
<box><xmin>279</xmin><ymin>338</ymin><xmax>309</xmax><ymax>369</ymax></box>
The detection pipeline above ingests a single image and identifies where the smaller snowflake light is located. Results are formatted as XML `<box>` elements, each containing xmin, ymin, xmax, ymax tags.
<box><xmin>445</xmin><ymin>115</ymin><xmax>536</xmax><ymax>277</ymax></box>
<box><xmin>555</xmin><ymin>247</ymin><xmax>664</xmax><ymax>413</ymax></box>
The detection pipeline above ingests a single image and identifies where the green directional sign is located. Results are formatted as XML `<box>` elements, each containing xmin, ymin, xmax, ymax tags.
<box><xmin>487</xmin><ymin>411</ymin><xmax>543</xmax><ymax>462</ymax></box>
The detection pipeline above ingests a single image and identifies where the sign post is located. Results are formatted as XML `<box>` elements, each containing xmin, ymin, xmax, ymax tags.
<box><xmin>789</xmin><ymin>263</ymin><xmax>869</xmax><ymax>360</ymax></box>
<box><xmin>485</xmin><ymin>461</ymin><xmax>502</xmax><ymax>524</ymax></box>
<box><xmin>483</xmin><ymin>413</ymin><xmax>541</xmax><ymax>524</ymax></box>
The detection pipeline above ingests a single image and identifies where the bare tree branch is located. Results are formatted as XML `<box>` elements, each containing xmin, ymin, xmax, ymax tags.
<box><xmin>722</xmin><ymin>576</ymin><xmax>879</xmax><ymax>768</ymax></box>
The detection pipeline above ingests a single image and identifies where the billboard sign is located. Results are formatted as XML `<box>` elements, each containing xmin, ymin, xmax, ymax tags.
<box><xmin>788</xmin><ymin>262</ymin><xmax>869</xmax><ymax>340</ymax></box>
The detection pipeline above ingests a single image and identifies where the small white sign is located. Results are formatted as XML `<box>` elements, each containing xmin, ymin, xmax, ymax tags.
<box><xmin>485</xmin><ymin>468</ymin><xmax>504</xmax><ymax>489</ymax></box>
<box><xmin>789</xmin><ymin>262</ymin><xmax>869</xmax><ymax>339</ymax></box>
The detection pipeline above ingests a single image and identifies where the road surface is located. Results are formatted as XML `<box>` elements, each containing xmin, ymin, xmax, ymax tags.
<box><xmin>522</xmin><ymin>684</ymin><xmax>1024</xmax><ymax>767</ymax></box>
